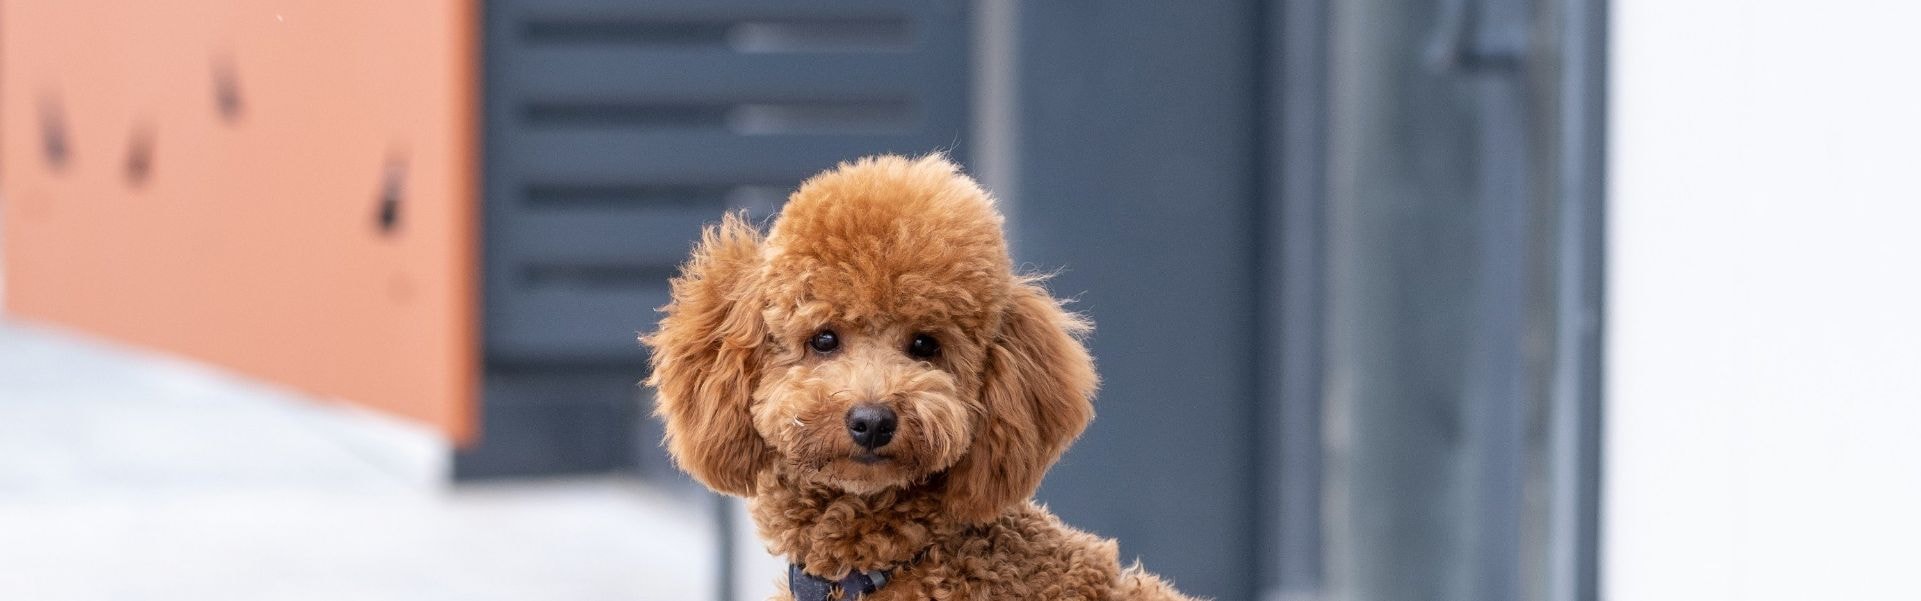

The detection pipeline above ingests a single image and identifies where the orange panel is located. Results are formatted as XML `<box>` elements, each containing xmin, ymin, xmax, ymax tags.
<box><xmin>1</xmin><ymin>1</ymin><xmax>480</xmax><ymax>440</ymax></box>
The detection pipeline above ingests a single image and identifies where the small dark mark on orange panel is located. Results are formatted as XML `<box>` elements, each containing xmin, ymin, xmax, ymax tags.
<box><xmin>213</xmin><ymin>54</ymin><xmax>245</xmax><ymax>121</ymax></box>
<box><xmin>376</xmin><ymin>158</ymin><xmax>407</xmax><ymax>235</ymax></box>
<box><xmin>125</xmin><ymin>124</ymin><xmax>155</xmax><ymax>187</ymax></box>
<box><xmin>40</xmin><ymin>96</ymin><xmax>69</xmax><ymax>171</ymax></box>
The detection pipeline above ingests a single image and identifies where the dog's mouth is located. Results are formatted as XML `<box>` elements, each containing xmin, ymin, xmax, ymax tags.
<box><xmin>803</xmin><ymin>450</ymin><xmax>919</xmax><ymax>494</ymax></box>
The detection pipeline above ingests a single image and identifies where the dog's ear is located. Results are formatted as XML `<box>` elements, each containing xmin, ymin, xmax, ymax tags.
<box><xmin>644</xmin><ymin>213</ymin><xmax>770</xmax><ymax>496</ymax></box>
<box><xmin>943</xmin><ymin>278</ymin><xmax>1098</xmax><ymax>523</ymax></box>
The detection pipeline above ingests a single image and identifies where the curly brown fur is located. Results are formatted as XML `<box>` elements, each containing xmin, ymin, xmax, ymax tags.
<box><xmin>646</xmin><ymin>154</ymin><xmax>1198</xmax><ymax>600</ymax></box>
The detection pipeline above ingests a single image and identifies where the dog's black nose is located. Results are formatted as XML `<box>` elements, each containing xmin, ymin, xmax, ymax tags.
<box><xmin>845</xmin><ymin>404</ymin><xmax>897</xmax><ymax>450</ymax></box>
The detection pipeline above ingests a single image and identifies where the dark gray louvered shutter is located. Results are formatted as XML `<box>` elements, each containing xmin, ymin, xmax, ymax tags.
<box><xmin>460</xmin><ymin>0</ymin><xmax>971</xmax><ymax>477</ymax></box>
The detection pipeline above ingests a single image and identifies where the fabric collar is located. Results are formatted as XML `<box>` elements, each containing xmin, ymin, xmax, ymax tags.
<box><xmin>789</xmin><ymin>563</ymin><xmax>890</xmax><ymax>601</ymax></box>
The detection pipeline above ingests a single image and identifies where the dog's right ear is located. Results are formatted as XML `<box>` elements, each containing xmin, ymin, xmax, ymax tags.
<box><xmin>643</xmin><ymin>213</ymin><xmax>770</xmax><ymax>496</ymax></box>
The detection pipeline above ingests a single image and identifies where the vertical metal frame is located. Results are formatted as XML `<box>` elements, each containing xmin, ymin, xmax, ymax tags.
<box><xmin>1263</xmin><ymin>0</ymin><xmax>1329</xmax><ymax>600</ymax></box>
<box><xmin>1464</xmin><ymin>0</ymin><xmax>1533</xmax><ymax>598</ymax></box>
<box><xmin>1548</xmin><ymin>0</ymin><xmax>1606</xmax><ymax>600</ymax></box>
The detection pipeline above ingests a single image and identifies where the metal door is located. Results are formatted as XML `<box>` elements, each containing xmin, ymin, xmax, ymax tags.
<box><xmin>1004</xmin><ymin>1</ymin><xmax>1604</xmax><ymax>600</ymax></box>
<box><xmin>1305</xmin><ymin>0</ymin><xmax>1605</xmax><ymax>599</ymax></box>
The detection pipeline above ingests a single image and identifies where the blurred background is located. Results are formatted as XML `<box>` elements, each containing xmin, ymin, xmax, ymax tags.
<box><xmin>1</xmin><ymin>1</ymin><xmax>1915</xmax><ymax>601</ymax></box>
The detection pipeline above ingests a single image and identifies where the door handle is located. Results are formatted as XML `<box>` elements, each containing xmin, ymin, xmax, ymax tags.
<box><xmin>1425</xmin><ymin>0</ymin><xmax>1526</xmax><ymax>74</ymax></box>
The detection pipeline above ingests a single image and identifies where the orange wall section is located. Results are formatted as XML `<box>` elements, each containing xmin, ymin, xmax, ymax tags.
<box><xmin>1</xmin><ymin>1</ymin><xmax>481</xmax><ymax>441</ymax></box>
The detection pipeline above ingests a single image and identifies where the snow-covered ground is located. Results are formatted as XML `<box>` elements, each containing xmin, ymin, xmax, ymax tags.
<box><xmin>0</xmin><ymin>319</ymin><xmax>716</xmax><ymax>600</ymax></box>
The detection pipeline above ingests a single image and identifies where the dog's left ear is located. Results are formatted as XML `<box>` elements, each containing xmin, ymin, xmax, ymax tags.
<box><xmin>942</xmin><ymin>278</ymin><xmax>1097</xmax><ymax>524</ymax></box>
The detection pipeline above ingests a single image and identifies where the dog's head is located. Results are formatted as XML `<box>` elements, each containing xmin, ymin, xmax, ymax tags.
<box><xmin>645</xmin><ymin>154</ymin><xmax>1095</xmax><ymax>523</ymax></box>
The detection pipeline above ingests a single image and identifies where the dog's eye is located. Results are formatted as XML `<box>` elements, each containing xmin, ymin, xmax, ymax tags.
<box><xmin>808</xmin><ymin>329</ymin><xmax>840</xmax><ymax>354</ymax></box>
<box><xmin>906</xmin><ymin>333</ymin><xmax>941</xmax><ymax>359</ymax></box>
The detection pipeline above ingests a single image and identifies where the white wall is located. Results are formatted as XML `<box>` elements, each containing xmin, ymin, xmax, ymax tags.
<box><xmin>1608</xmin><ymin>2</ymin><xmax>1921</xmax><ymax>599</ymax></box>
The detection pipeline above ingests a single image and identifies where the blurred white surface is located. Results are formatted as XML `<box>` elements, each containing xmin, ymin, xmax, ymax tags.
<box><xmin>0</xmin><ymin>319</ymin><xmax>713</xmax><ymax>601</ymax></box>
<box><xmin>728</xmin><ymin>496</ymin><xmax>785</xmax><ymax>601</ymax></box>
<box><xmin>1610</xmin><ymin>1</ymin><xmax>1921</xmax><ymax>599</ymax></box>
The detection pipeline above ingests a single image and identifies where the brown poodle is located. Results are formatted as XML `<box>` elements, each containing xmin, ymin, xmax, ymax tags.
<box><xmin>645</xmin><ymin>154</ymin><xmax>1199</xmax><ymax>601</ymax></box>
